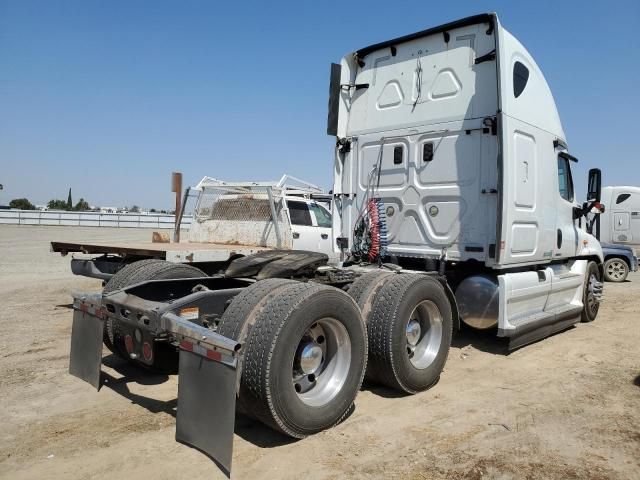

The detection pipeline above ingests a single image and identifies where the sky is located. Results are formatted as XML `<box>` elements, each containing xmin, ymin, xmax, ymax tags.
<box><xmin>1</xmin><ymin>0</ymin><xmax>639</xmax><ymax>209</ymax></box>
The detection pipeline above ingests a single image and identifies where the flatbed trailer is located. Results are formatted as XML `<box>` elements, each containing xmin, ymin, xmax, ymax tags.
<box><xmin>51</xmin><ymin>240</ymin><xmax>269</xmax><ymax>279</ymax></box>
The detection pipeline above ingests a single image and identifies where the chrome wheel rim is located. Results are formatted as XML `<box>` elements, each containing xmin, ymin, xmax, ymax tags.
<box><xmin>606</xmin><ymin>260</ymin><xmax>626</xmax><ymax>281</ymax></box>
<box><xmin>587</xmin><ymin>273</ymin><xmax>600</xmax><ymax>315</ymax></box>
<box><xmin>292</xmin><ymin>318</ymin><xmax>351</xmax><ymax>407</ymax></box>
<box><xmin>406</xmin><ymin>300</ymin><xmax>443</xmax><ymax>369</ymax></box>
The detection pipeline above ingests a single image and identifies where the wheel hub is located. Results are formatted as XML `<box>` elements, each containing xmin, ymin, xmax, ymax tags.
<box><xmin>607</xmin><ymin>261</ymin><xmax>625</xmax><ymax>279</ymax></box>
<box><xmin>292</xmin><ymin>318</ymin><xmax>351</xmax><ymax>407</ymax></box>
<box><xmin>406</xmin><ymin>320</ymin><xmax>421</xmax><ymax>346</ymax></box>
<box><xmin>299</xmin><ymin>343</ymin><xmax>323</xmax><ymax>374</ymax></box>
<box><xmin>405</xmin><ymin>300</ymin><xmax>443</xmax><ymax>370</ymax></box>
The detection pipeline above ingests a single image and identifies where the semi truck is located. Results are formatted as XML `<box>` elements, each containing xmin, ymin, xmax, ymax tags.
<box><xmin>67</xmin><ymin>13</ymin><xmax>605</xmax><ymax>476</ymax></box>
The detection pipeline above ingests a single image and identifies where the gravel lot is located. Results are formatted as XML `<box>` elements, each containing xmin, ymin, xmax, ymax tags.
<box><xmin>1</xmin><ymin>225</ymin><xmax>639</xmax><ymax>480</ymax></box>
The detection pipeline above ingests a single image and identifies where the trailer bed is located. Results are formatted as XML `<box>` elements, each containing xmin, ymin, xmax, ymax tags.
<box><xmin>51</xmin><ymin>240</ymin><xmax>270</xmax><ymax>263</ymax></box>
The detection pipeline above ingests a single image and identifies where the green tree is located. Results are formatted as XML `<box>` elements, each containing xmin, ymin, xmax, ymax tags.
<box><xmin>130</xmin><ymin>205</ymin><xmax>140</xmax><ymax>213</ymax></box>
<box><xmin>9</xmin><ymin>198</ymin><xmax>35</xmax><ymax>210</ymax></box>
<box><xmin>74</xmin><ymin>198</ymin><xmax>90</xmax><ymax>211</ymax></box>
<box><xmin>48</xmin><ymin>199</ymin><xmax>69</xmax><ymax>210</ymax></box>
<box><xmin>67</xmin><ymin>188</ymin><xmax>73</xmax><ymax>210</ymax></box>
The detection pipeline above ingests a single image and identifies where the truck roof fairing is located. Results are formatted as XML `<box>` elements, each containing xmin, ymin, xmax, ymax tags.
<box><xmin>341</xmin><ymin>12</ymin><xmax>566</xmax><ymax>142</ymax></box>
<box><xmin>354</xmin><ymin>13</ymin><xmax>496</xmax><ymax>59</ymax></box>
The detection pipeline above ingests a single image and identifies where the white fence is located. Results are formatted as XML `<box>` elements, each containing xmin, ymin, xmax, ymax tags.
<box><xmin>0</xmin><ymin>209</ymin><xmax>193</xmax><ymax>229</ymax></box>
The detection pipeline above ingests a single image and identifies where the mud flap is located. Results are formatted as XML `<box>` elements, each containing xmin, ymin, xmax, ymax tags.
<box><xmin>69</xmin><ymin>296</ymin><xmax>104</xmax><ymax>390</ymax></box>
<box><xmin>176</xmin><ymin>348</ymin><xmax>237</xmax><ymax>477</ymax></box>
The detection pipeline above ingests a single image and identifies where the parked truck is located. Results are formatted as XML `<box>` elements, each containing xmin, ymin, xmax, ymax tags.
<box><xmin>579</xmin><ymin>186</ymin><xmax>639</xmax><ymax>282</ymax></box>
<box><xmin>67</xmin><ymin>13</ymin><xmax>605</xmax><ymax>476</ymax></box>
<box><xmin>598</xmin><ymin>186</ymin><xmax>640</xmax><ymax>249</ymax></box>
<box><xmin>52</xmin><ymin>175</ymin><xmax>334</xmax><ymax>280</ymax></box>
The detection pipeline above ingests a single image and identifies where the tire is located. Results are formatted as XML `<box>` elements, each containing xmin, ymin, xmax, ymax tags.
<box><xmin>581</xmin><ymin>261</ymin><xmax>602</xmax><ymax>322</ymax></box>
<box><xmin>231</xmin><ymin>282</ymin><xmax>367</xmax><ymax>438</ymax></box>
<box><xmin>365</xmin><ymin>274</ymin><xmax>453</xmax><ymax>394</ymax></box>
<box><xmin>603</xmin><ymin>257</ymin><xmax>629</xmax><ymax>283</ymax></box>
<box><xmin>217</xmin><ymin>278</ymin><xmax>298</xmax><ymax>415</ymax></box>
<box><xmin>103</xmin><ymin>259</ymin><xmax>206</xmax><ymax>365</ymax></box>
<box><xmin>347</xmin><ymin>270</ymin><xmax>396</xmax><ymax>320</ymax></box>
<box><xmin>217</xmin><ymin>278</ymin><xmax>298</xmax><ymax>342</ymax></box>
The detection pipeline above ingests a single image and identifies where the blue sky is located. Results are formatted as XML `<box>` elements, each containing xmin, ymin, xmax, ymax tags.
<box><xmin>1</xmin><ymin>1</ymin><xmax>639</xmax><ymax>209</ymax></box>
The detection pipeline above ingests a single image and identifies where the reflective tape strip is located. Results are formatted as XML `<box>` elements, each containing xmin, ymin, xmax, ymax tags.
<box><xmin>74</xmin><ymin>301</ymin><xmax>104</xmax><ymax>319</ymax></box>
<box><xmin>207</xmin><ymin>350</ymin><xmax>222</xmax><ymax>362</ymax></box>
<box><xmin>180</xmin><ymin>340</ymin><xmax>232</xmax><ymax>365</ymax></box>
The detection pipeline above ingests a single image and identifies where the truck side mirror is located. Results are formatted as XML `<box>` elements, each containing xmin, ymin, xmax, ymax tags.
<box><xmin>326</xmin><ymin>63</ymin><xmax>342</xmax><ymax>136</ymax></box>
<box><xmin>587</xmin><ymin>168</ymin><xmax>601</xmax><ymax>203</ymax></box>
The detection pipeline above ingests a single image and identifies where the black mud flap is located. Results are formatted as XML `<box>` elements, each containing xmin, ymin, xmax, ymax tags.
<box><xmin>163</xmin><ymin>311</ymin><xmax>241</xmax><ymax>478</ymax></box>
<box><xmin>69</xmin><ymin>294</ymin><xmax>104</xmax><ymax>390</ymax></box>
<box><xmin>176</xmin><ymin>348</ymin><xmax>238</xmax><ymax>477</ymax></box>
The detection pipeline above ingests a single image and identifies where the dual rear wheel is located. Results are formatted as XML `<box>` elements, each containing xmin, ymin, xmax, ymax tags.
<box><xmin>348</xmin><ymin>272</ymin><xmax>453</xmax><ymax>393</ymax></box>
<box><xmin>219</xmin><ymin>272</ymin><xmax>453</xmax><ymax>437</ymax></box>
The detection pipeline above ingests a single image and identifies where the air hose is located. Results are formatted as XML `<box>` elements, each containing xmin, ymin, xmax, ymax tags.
<box><xmin>353</xmin><ymin>198</ymin><xmax>388</xmax><ymax>262</ymax></box>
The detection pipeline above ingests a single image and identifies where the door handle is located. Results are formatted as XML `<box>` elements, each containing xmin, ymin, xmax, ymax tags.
<box><xmin>321</xmin><ymin>234</ymin><xmax>328</xmax><ymax>239</ymax></box>
<box><xmin>292</xmin><ymin>232</ymin><xmax>300</xmax><ymax>239</ymax></box>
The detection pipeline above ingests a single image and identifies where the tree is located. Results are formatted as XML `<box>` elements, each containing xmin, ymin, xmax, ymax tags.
<box><xmin>67</xmin><ymin>188</ymin><xmax>73</xmax><ymax>210</ymax></box>
<box><xmin>149</xmin><ymin>208</ymin><xmax>157</xmax><ymax>213</ymax></box>
<box><xmin>74</xmin><ymin>198</ymin><xmax>90</xmax><ymax>211</ymax></box>
<box><xmin>9</xmin><ymin>198</ymin><xmax>35</xmax><ymax>210</ymax></box>
<box><xmin>48</xmin><ymin>199</ymin><xmax>69</xmax><ymax>210</ymax></box>
<box><xmin>130</xmin><ymin>205</ymin><xmax>140</xmax><ymax>213</ymax></box>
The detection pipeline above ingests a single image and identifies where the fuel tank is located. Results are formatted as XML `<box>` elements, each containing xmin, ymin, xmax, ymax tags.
<box><xmin>454</xmin><ymin>275</ymin><xmax>499</xmax><ymax>330</ymax></box>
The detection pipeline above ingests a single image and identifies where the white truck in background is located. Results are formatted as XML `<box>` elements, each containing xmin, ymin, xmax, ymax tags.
<box><xmin>52</xmin><ymin>175</ymin><xmax>334</xmax><ymax>279</ymax></box>
<box><xmin>66</xmin><ymin>13</ymin><xmax>605</xmax><ymax>477</ymax></box>
<box><xmin>598</xmin><ymin>186</ymin><xmax>640</xmax><ymax>248</ymax></box>
<box><xmin>584</xmin><ymin>185</ymin><xmax>640</xmax><ymax>282</ymax></box>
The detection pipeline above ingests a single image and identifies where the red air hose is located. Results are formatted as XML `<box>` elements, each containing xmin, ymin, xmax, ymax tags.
<box><xmin>368</xmin><ymin>199</ymin><xmax>380</xmax><ymax>262</ymax></box>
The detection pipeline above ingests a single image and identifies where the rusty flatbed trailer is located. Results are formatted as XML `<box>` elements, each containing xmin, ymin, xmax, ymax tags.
<box><xmin>51</xmin><ymin>240</ymin><xmax>269</xmax><ymax>262</ymax></box>
<box><xmin>51</xmin><ymin>240</ymin><xmax>270</xmax><ymax>280</ymax></box>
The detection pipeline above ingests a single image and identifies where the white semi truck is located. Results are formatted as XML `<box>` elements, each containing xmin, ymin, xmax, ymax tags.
<box><xmin>598</xmin><ymin>186</ymin><xmax>640</xmax><ymax>248</ymax></box>
<box><xmin>67</xmin><ymin>13</ymin><xmax>604</xmax><ymax>476</ymax></box>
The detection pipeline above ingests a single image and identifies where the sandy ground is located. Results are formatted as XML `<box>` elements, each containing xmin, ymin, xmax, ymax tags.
<box><xmin>0</xmin><ymin>224</ymin><xmax>638</xmax><ymax>480</ymax></box>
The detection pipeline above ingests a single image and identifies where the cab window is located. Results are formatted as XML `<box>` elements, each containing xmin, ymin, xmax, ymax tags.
<box><xmin>616</xmin><ymin>193</ymin><xmax>631</xmax><ymax>204</ymax></box>
<box><xmin>513</xmin><ymin>61</ymin><xmax>529</xmax><ymax>98</ymax></box>
<box><xmin>288</xmin><ymin>201</ymin><xmax>312</xmax><ymax>226</ymax></box>
<box><xmin>557</xmin><ymin>156</ymin><xmax>574</xmax><ymax>202</ymax></box>
<box><xmin>310</xmin><ymin>203</ymin><xmax>332</xmax><ymax>228</ymax></box>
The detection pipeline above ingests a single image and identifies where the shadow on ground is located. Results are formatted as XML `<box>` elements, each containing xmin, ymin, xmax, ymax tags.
<box><xmin>98</xmin><ymin>353</ymin><xmax>303</xmax><ymax>449</ymax></box>
<box><xmin>452</xmin><ymin>327</ymin><xmax>509</xmax><ymax>354</ymax></box>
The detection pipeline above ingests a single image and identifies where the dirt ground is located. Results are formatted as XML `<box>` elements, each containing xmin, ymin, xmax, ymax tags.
<box><xmin>0</xmin><ymin>225</ymin><xmax>638</xmax><ymax>480</ymax></box>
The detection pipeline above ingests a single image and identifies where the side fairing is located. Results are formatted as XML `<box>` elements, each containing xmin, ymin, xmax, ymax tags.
<box><xmin>496</xmin><ymin>28</ymin><xmax>572</xmax><ymax>266</ymax></box>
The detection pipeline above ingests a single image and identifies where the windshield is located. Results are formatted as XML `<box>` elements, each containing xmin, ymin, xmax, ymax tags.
<box><xmin>310</xmin><ymin>203</ymin><xmax>332</xmax><ymax>228</ymax></box>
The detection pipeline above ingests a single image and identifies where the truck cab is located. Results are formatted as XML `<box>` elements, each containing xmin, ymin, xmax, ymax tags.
<box><xmin>328</xmin><ymin>12</ymin><xmax>604</xmax><ymax>344</ymax></box>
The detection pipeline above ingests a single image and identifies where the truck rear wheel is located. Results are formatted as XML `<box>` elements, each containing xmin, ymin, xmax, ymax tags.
<box><xmin>103</xmin><ymin>259</ymin><xmax>207</xmax><ymax>366</ymax></box>
<box><xmin>361</xmin><ymin>274</ymin><xmax>452</xmax><ymax>394</ymax></box>
<box><xmin>347</xmin><ymin>270</ymin><xmax>396</xmax><ymax>319</ymax></box>
<box><xmin>222</xmin><ymin>282</ymin><xmax>367</xmax><ymax>438</ymax></box>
